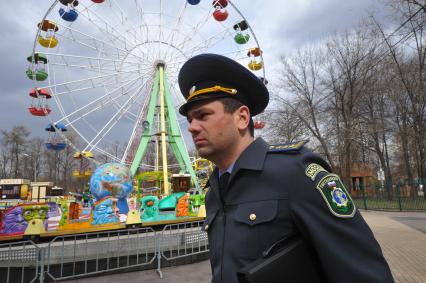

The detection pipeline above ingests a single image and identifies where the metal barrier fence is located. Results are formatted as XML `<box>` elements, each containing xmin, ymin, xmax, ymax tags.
<box><xmin>350</xmin><ymin>180</ymin><xmax>426</xmax><ymax>211</ymax></box>
<box><xmin>157</xmin><ymin>221</ymin><xmax>208</xmax><ymax>278</ymax></box>
<box><xmin>0</xmin><ymin>240</ymin><xmax>41</xmax><ymax>283</ymax></box>
<box><xmin>45</xmin><ymin>227</ymin><xmax>157</xmax><ymax>281</ymax></box>
<box><xmin>0</xmin><ymin>221</ymin><xmax>208</xmax><ymax>283</ymax></box>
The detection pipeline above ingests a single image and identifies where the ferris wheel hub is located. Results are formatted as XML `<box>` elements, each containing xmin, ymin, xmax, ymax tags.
<box><xmin>155</xmin><ymin>60</ymin><xmax>166</xmax><ymax>69</ymax></box>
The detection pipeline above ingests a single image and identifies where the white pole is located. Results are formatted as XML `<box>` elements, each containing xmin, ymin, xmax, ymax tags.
<box><xmin>34</xmin><ymin>158</ymin><xmax>37</xmax><ymax>183</ymax></box>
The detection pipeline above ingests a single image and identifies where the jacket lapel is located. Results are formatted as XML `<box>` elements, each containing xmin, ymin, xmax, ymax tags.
<box><xmin>206</xmin><ymin>138</ymin><xmax>269</xmax><ymax>204</ymax></box>
<box><xmin>229</xmin><ymin>138</ymin><xmax>269</xmax><ymax>186</ymax></box>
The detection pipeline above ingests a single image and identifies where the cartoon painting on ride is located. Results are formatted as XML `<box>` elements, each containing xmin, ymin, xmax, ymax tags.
<box><xmin>0</xmin><ymin>0</ymin><xmax>267</xmax><ymax>241</ymax></box>
<box><xmin>0</xmin><ymin>203</ymin><xmax>49</xmax><ymax>237</ymax></box>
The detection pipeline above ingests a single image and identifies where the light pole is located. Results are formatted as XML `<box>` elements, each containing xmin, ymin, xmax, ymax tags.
<box><xmin>23</xmin><ymin>153</ymin><xmax>37</xmax><ymax>182</ymax></box>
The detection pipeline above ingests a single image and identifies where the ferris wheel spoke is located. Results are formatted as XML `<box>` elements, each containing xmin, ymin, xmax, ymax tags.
<box><xmin>51</xmin><ymin>76</ymin><xmax>141</xmax><ymax>99</ymax></box>
<box><xmin>43</xmin><ymin>52</ymin><xmax>142</xmax><ymax>75</ymax></box>
<box><xmin>72</xmin><ymin>77</ymin><xmax>146</xmax><ymax>122</ymax></box>
<box><xmin>161</xmin><ymin>2</ymin><xmax>189</xmax><ymax>61</ymax></box>
<box><xmin>57</xmin><ymin>32</ymin><xmax>140</xmax><ymax>65</ymax></box>
<box><xmin>48</xmin><ymin>62</ymin><xmax>120</xmax><ymax>74</ymax></box>
<box><xmin>96</xmin><ymin>147</ymin><xmax>122</xmax><ymax>162</ymax></box>
<box><xmin>44</xmin><ymin>52</ymin><xmax>131</xmax><ymax>65</ymax></box>
<box><xmin>82</xmin><ymin>79</ymin><xmax>147</xmax><ymax>152</ymax></box>
<box><xmin>77</xmin><ymin>2</ymin><xmax>139</xmax><ymax>50</ymax></box>
<box><xmin>57</xmin><ymin>23</ymin><xmax>144</xmax><ymax>63</ymax></box>
<box><xmin>173</xmin><ymin>5</ymin><xmax>215</xmax><ymax>52</ymax></box>
<box><xmin>133</xmin><ymin>0</ymin><xmax>152</xmax><ymax>44</ymax></box>
<box><xmin>57</xmin><ymin>73</ymin><xmax>145</xmax><ymax>125</ymax></box>
<box><xmin>157</xmin><ymin>0</ymin><xmax>166</xmax><ymax>59</ymax></box>
<box><xmin>108</xmin><ymin>0</ymin><xmax>145</xmax><ymax>47</ymax></box>
<box><xmin>64</xmin><ymin>81</ymin><xmax>141</xmax><ymax>128</ymax></box>
<box><xmin>41</xmin><ymin>68</ymin><xmax>146</xmax><ymax>94</ymax></box>
<box><xmin>170</xmin><ymin>82</ymin><xmax>186</xmax><ymax>106</ymax></box>
<box><xmin>121</xmin><ymin>76</ymin><xmax>155</xmax><ymax>163</ymax></box>
<box><xmin>180</xmin><ymin>26</ymin><xmax>235</xmax><ymax>57</ymax></box>
<box><xmin>48</xmin><ymin>60</ymin><xmax>153</xmax><ymax>76</ymax></box>
<box><xmin>74</xmin><ymin>73</ymin><xmax>147</xmax><ymax>130</ymax></box>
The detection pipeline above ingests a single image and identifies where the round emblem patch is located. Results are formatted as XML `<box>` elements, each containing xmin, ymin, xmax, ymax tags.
<box><xmin>331</xmin><ymin>187</ymin><xmax>348</xmax><ymax>207</ymax></box>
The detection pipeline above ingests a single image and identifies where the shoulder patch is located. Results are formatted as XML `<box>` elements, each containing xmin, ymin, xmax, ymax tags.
<box><xmin>305</xmin><ymin>163</ymin><xmax>328</xmax><ymax>181</ymax></box>
<box><xmin>316</xmin><ymin>174</ymin><xmax>355</xmax><ymax>218</ymax></box>
<box><xmin>269</xmin><ymin>140</ymin><xmax>308</xmax><ymax>153</ymax></box>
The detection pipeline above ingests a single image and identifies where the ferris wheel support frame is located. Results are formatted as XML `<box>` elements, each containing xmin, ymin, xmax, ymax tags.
<box><xmin>130</xmin><ymin>72</ymin><xmax>160</xmax><ymax>176</ymax></box>
<box><xmin>130</xmin><ymin>64</ymin><xmax>200</xmax><ymax>192</ymax></box>
<box><xmin>163</xmin><ymin>72</ymin><xmax>200</xmax><ymax>191</ymax></box>
<box><xmin>158</xmin><ymin>65</ymin><xmax>169</xmax><ymax>195</ymax></box>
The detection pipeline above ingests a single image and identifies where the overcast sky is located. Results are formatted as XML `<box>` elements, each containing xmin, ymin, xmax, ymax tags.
<box><xmin>0</xmin><ymin>0</ymin><xmax>389</xmax><ymax>150</ymax></box>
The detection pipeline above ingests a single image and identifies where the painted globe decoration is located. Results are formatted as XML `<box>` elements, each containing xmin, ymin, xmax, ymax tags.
<box><xmin>90</xmin><ymin>163</ymin><xmax>133</xmax><ymax>214</ymax></box>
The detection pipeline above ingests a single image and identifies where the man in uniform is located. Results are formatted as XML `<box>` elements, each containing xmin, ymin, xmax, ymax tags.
<box><xmin>178</xmin><ymin>53</ymin><xmax>394</xmax><ymax>283</ymax></box>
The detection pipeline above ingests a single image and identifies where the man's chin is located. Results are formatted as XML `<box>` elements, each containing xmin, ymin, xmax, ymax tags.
<box><xmin>196</xmin><ymin>148</ymin><xmax>211</xmax><ymax>159</ymax></box>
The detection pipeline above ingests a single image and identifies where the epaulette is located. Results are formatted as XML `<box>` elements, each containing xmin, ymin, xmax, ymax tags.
<box><xmin>269</xmin><ymin>140</ymin><xmax>308</xmax><ymax>153</ymax></box>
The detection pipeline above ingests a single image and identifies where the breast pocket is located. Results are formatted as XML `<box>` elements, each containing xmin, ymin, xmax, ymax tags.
<box><xmin>231</xmin><ymin>200</ymin><xmax>279</xmax><ymax>260</ymax></box>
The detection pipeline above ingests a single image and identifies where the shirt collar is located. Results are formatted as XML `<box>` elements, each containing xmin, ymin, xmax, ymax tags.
<box><xmin>218</xmin><ymin>162</ymin><xmax>235</xmax><ymax>177</ymax></box>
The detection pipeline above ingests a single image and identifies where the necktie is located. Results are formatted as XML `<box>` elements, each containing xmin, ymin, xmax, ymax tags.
<box><xmin>219</xmin><ymin>172</ymin><xmax>230</xmax><ymax>200</ymax></box>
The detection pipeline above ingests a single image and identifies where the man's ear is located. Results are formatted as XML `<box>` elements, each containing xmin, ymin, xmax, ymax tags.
<box><xmin>235</xmin><ymin>105</ymin><xmax>251</xmax><ymax>131</ymax></box>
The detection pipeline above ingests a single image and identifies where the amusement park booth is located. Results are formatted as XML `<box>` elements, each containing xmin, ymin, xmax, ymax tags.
<box><xmin>0</xmin><ymin>179</ymin><xmax>30</xmax><ymax>200</ymax></box>
<box><xmin>171</xmin><ymin>173</ymin><xmax>191</xmax><ymax>193</ymax></box>
<box><xmin>30</xmin><ymin>181</ymin><xmax>55</xmax><ymax>202</ymax></box>
<box><xmin>350</xmin><ymin>164</ymin><xmax>375</xmax><ymax>197</ymax></box>
<box><xmin>0</xmin><ymin>179</ymin><xmax>30</xmax><ymax>209</ymax></box>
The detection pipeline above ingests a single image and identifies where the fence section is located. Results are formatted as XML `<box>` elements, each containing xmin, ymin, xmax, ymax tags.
<box><xmin>0</xmin><ymin>240</ymin><xmax>41</xmax><ymax>283</ymax></box>
<box><xmin>0</xmin><ymin>221</ymin><xmax>209</xmax><ymax>282</ymax></box>
<box><xmin>45</xmin><ymin>227</ymin><xmax>157</xmax><ymax>281</ymax></box>
<box><xmin>160</xmin><ymin>221</ymin><xmax>208</xmax><ymax>261</ymax></box>
<box><xmin>350</xmin><ymin>180</ymin><xmax>426</xmax><ymax>211</ymax></box>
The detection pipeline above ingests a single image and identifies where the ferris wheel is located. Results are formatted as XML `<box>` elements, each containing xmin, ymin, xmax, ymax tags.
<box><xmin>27</xmin><ymin>0</ymin><xmax>266</xmax><ymax>185</ymax></box>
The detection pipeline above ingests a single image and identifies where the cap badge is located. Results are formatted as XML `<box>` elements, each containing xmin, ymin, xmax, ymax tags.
<box><xmin>189</xmin><ymin>85</ymin><xmax>196</xmax><ymax>96</ymax></box>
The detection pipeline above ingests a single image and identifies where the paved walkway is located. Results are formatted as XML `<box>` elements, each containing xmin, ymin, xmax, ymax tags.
<box><xmin>64</xmin><ymin>210</ymin><xmax>426</xmax><ymax>283</ymax></box>
<box><xmin>366</xmin><ymin>211</ymin><xmax>426</xmax><ymax>283</ymax></box>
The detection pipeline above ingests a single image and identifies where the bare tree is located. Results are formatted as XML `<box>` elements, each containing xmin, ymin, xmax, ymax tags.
<box><xmin>375</xmin><ymin>0</ymin><xmax>426</xmax><ymax>188</ymax></box>
<box><xmin>323</xmin><ymin>27</ymin><xmax>380</xmax><ymax>184</ymax></box>
<box><xmin>275</xmin><ymin>47</ymin><xmax>336</xmax><ymax>168</ymax></box>
<box><xmin>1</xmin><ymin>126</ymin><xmax>30</xmax><ymax>178</ymax></box>
<box><xmin>260</xmin><ymin>104</ymin><xmax>307</xmax><ymax>145</ymax></box>
<box><xmin>24</xmin><ymin>137</ymin><xmax>44</xmax><ymax>181</ymax></box>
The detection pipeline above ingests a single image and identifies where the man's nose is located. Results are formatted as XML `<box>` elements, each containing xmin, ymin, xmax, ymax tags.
<box><xmin>188</xmin><ymin>120</ymin><xmax>201</xmax><ymax>134</ymax></box>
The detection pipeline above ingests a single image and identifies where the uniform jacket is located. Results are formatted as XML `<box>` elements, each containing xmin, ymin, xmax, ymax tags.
<box><xmin>203</xmin><ymin>138</ymin><xmax>394</xmax><ymax>283</ymax></box>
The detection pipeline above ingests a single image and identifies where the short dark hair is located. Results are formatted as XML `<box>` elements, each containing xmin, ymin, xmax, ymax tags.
<box><xmin>220</xmin><ymin>98</ymin><xmax>254</xmax><ymax>137</ymax></box>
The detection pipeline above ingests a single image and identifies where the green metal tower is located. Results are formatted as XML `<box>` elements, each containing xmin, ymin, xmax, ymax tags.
<box><xmin>130</xmin><ymin>64</ymin><xmax>199</xmax><ymax>194</ymax></box>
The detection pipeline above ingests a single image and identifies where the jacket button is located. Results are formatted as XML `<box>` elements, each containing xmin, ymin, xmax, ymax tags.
<box><xmin>249</xmin><ymin>213</ymin><xmax>256</xmax><ymax>221</ymax></box>
<box><xmin>204</xmin><ymin>224</ymin><xmax>209</xmax><ymax>231</ymax></box>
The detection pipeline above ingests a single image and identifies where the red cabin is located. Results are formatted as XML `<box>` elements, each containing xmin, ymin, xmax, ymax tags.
<box><xmin>28</xmin><ymin>107</ymin><xmax>52</xmax><ymax>116</ymax></box>
<box><xmin>29</xmin><ymin>89</ymin><xmax>52</xmax><ymax>117</ymax></box>
<box><xmin>29</xmin><ymin>88</ymin><xmax>52</xmax><ymax>99</ymax></box>
<box><xmin>213</xmin><ymin>9</ymin><xmax>229</xmax><ymax>21</ymax></box>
